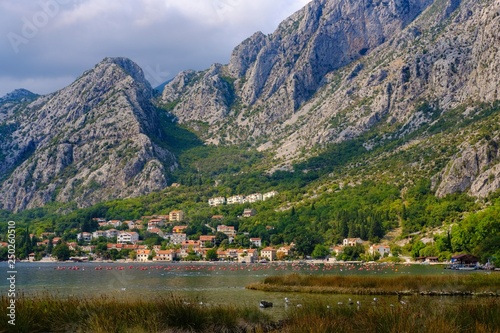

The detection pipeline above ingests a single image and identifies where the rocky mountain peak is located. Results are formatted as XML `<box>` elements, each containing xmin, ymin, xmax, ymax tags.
<box><xmin>0</xmin><ymin>57</ymin><xmax>176</xmax><ymax>212</ymax></box>
<box><xmin>0</xmin><ymin>88</ymin><xmax>38</xmax><ymax>104</ymax></box>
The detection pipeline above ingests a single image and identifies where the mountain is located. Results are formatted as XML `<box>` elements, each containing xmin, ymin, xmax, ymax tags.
<box><xmin>161</xmin><ymin>0</ymin><xmax>500</xmax><ymax>196</ymax></box>
<box><xmin>1</xmin><ymin>0</ymin><xmax>500</xmax><ymax>212</ymax></box>
<box><xmin>0</xmin><ymin>89</ymin><xmax>38</xmax><ymax>104</ymax></box>
<box><xmin>0</xmin><ymin>58</ymin><xmax>176</xmax><ymax>212</ymax></box>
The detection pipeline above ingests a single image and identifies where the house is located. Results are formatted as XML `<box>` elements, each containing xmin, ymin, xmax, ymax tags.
<box><xmin>369</xmin><ymin>244</ymin><xmax>391</xmax><ymax>257</ymax></box>
<box><xmin>277</xmin><ymin>245</ymin><xmax>294</xmax><ymax>259</ymax></box>
<box><xmin>263</xmin><ymin>191</ymin><xmax>278</xmax><ymax>200</ymax></box>
<box><xmin>250</xmin><ymin>238</ymin><xmax>262</xmax><ymax>248</ymax></box>
<box><xmin>169</xmin><ymin>233</ymin><xmax>187</xmax><ymax>244</ymax></box>
<box><xmin>108</xmin><ymin>220</ymin><xmax>122</xmax><ymax>227</ymax></box>
<box><xmin>106</xmin><ymin>229</ymin><xmax>119</xmax><ymax>238</ymax></box>
<box><xmin>169</xmin><ymin>210</ymin><xmax>184</xmax><ymax>222</ymax></box>
<box><xmin>208</xmin><ymin>197</ymin><xmax>226</xmax><ymax>206</ymax></box>
<box><xmin>67</xmin><ymin>242</ymin><xmax>78</xmax><ymax>251</ymax></box>
<box><xmin>153</xmin><ymin>250</ymin><xmax>177</xmax><ymax>261</ymax></box>
<box><xmin>245</xmin><ymin>193</ymin><xmax>263</xmax><ymax>203</ymax></box>
<box><xmin>80</xmin><ymin>245</ymin><xmax>96</xmax><ymax>252</ymax></box>
<box><xmin>52</xmin><ymin>237</ymin><xmax>61</xmax><ymax>245</ymax></box>
<box><xmin>199</xmin><ymin>235</ymin><xmax>216</xmax><ymax>248</ymax></box>
<box><xmin>331</xmin><ymin>246</ymin><xmax>344</xmax><ymax>255</ymax></box>
<box><xmin>148</xmin><ymin>219</ymin><xmax>165</xmax><ymax>228</ymax></box>
<box><xmin>173</xmin><ymin>225</ymin><xmax>188</xmax><ymax>233</ymax></box>
<box><xmin>242</xmin><ymin>209</ymin><xmax>256</xmax><ymax>217</ymax></box>
<box><xmin>227</xmin><ymin>195</ymin><xmax>245</xmax><ymax>205</ymax></box>
<box><xmin>136</xmin><ymin>249</ymin><xmax>151</xmax><ymax>262</ymax></box>
<box><xmin>77</xmin><ymin>232</ymin><xmax>92</xmax><ymax>242</ymax></box>
<box><xmin>217</xmin><ymin>225</ymin><xmax>236</xmax><ymax>238</ymax></box>
<box><xmin>451</xmin><ymin>254</ymin><xmax>479</xmax><ymax>268</ymax></box>
<box><xmin>343</xmin><ymin>238</ymin><xmax>363</xmax><ymax>247</ymax></box>
<box><xmin>211</xmin><ymin>215</ymin><xmax>224</xmax><ymax>220</ymax></box>
<box><xmin>237</xmin><ymin>249</ymin><xmax>258</xmax><ymax>263</ymax></box>
<box><xmin>149</xmin><ymin>228</ymin><xmax>165</xmax><ymax>238</ymax></box>
<box><xmin>260</xmin><ymin>247</ymin><xmax>276</xmax><ymax>261</ymax></box>
<box><xmin>28</xmin><ymin>253</ymin><xmax>36</xmax><ymax>262</ymax></box>
<box><xmin>117</xmin><ymin>231</ymin><xmax>139</xmax><ymax>244</ymax></box>
<box><xmin>92</xmin><ymin>230</ymin><xmax>107</xmax><ymax>239</ymax></box>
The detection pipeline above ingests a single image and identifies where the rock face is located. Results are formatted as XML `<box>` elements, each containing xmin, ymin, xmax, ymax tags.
<box><xmin>0</xmin><ymin>58</ymin><xmax>176</xmax><ymax>211</ymax></box>
<box><xmin>436</xmin><ymin>136</ymin><xmax>500</xmax><ymax>198</ymax></box>
<box><xmin>161</xmin><ymin>0</ymin><xmax>500</xmax><ymax>196</ymax></box>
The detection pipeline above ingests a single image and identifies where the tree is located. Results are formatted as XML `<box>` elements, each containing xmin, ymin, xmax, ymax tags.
<box><xmin>206</xmin><ymin>248</ymin><xmax>218</xmax><ymax>261</ymax></box>
<box><xmin>214</xmin><ymin>232</ymin><xmax>228</xmax><ymax>246</ymax></box>
<box><xmin>311</xmin><ymin>244</ymin><xmax>330</xmax><ymax>259</ymax></box>
<box><xmin>52</xmin><ymin>243</ymin><xmax>71</xmax><ymax>261</ymax></box>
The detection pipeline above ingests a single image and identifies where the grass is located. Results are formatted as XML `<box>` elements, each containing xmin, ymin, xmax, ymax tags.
<box><xmin>247</xmin><ymin>273</ymin><xmax>500</xmax><ymax>296</ymax></box>
<box><xmin>271</xmin><ymin>296</ymin><xmax>500</xmax><ymax>333</ymax></box>
<box><xmin>0</xmin><ymin>294</ymin><xmax>273</xmax><ymax>333</ymax></box>
<box><xmin>2</xmin><ymin>292</ymin><xmax>500</xmax><ymax>332</ymax></box>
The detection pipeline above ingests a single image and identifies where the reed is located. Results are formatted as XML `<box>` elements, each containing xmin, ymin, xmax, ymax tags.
<box><xmin>0</xmin><ymin>294</ymin><xmax>272</xmax><ymax>333</ymax></box>
<box><xmin>247</xmin><ymin>273</ymin><xmax>500</xmax><ymax>295</ymax></box>
<box><xmin>270</xmin><ymin>297</ymin><xmax>500</xmax><ymax>333</ymax></box>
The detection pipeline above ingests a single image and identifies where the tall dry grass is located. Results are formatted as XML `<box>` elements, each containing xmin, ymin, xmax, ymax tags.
<box><xmin>248</xmin><ymin>273</ymin><xmax>500</xmax><ymax>295</ymax></box>
<box><xmin>0</xmin><ymin>294</ymin><xmax>272</xmax><ymax>333</ymax></box>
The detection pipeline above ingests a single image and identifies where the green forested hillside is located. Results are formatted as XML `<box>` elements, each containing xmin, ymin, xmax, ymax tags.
<box><xmin>1</xmin><ymin>101</ymin><xmax>500</xmax><ymax>266</ymax></box>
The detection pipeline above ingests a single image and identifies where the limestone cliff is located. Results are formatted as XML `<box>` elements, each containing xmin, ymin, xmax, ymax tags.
<box><xmin>0</xmin><ymin>58</ymin><xmax>176</xmax><ymax>211</ymax></box>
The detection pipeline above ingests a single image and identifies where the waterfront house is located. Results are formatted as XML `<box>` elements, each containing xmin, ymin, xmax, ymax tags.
<box><xmin>277</xmin><ymin>245</ymin><xmax>294</xmax><ymax>258</ymax></box>
<box><xmin>260</xmin><ymin>247</ymin><xmax>276</xmax><ymax>261</ymax></box>
<box><xmin>237</xmin><ymin>249</ymin><xmax>258</xmax><ymax>263</ymax></box>
<box><xmin>136</xmin><ymin>249</ymin><xmax>151</xmax><ymax>262</ymax></box>
<box><xmin>153</xmin><ymin>250</ymin><xmax>177</xmax><ymax>261</ymax></box>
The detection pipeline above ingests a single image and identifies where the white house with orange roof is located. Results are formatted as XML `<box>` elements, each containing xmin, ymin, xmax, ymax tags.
<box><xmin>237</xmin><ymin>249</ymin><xmax>258</xmax><ymax>263</ymax></box>
<box><xmin>250</xmin><ymin>237</ymin><xmax>262</xmax><ymax>247</ymax></box>
<box><xmin>136</xmin><ymin>249</ymin><xmax>151</xmax><ymax>262</ymax></box>
<box><xmin>199</xmin><ymin>235</ymin><xmax>216</xmax><ymax>248</ymax></box>
<box><xmin>153</xmin><ymin>250</ymin><xmax>177</xmax><ymax>261</ymax></box>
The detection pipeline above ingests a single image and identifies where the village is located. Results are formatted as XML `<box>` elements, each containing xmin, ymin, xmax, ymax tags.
<box><xmin>11</xmin><ymin>204</ymin><xmax>394</xmax><ymax>264</ymax></box>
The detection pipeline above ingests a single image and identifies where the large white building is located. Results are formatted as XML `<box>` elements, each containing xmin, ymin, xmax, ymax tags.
<box><xmin>117</xmin><ymin>231</ymin><xmax>139</xmax><ymax>244</ymax></box>
<box><xmin>208</xmin><ymin>197</ymin><xmax>226</xmax><ymax>206</ymax></box>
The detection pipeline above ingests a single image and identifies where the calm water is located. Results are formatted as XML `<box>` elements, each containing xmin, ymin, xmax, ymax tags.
<box><xmin>1</xmin><ymin>261</ymin><xmax>486</xmax><ymax>317</ymax></box>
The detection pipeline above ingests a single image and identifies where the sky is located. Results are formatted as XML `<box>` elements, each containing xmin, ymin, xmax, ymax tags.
<box><xmin>0</xmin><ymin>0</ymin><xmax>311</xmax><ymax>97</ymax></box>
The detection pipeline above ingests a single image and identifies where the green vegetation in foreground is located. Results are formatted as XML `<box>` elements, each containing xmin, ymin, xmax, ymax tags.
<box><xmin>0</xmin><ymin>294</ymin><xmax>273</xmax><ymax>333</ymax></box>
<box><xmin>279</xmin><ymin>296</ymin><xmax>500</xmax><ymax>333</ymax></box>
<box><xmin>2</xmin><ymin>294</ymin><xmax>499</xmax><ymax>333</ymax></box>
<box><xmin>247</xmin><ymin>273</ymin><xmax>500</xmax><ymax>296</ymax></box>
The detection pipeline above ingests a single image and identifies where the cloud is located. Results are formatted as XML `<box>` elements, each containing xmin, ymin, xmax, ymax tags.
<box><xmin>0</xmin><ymin>0</ymin><xmax>311</xmax><ymax>96</ymax></box>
